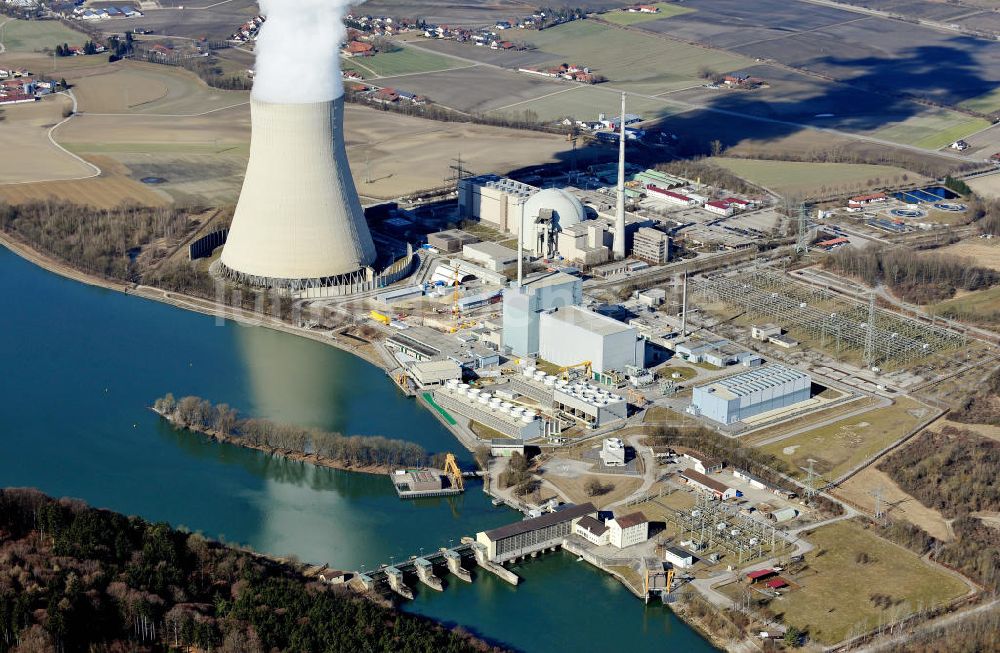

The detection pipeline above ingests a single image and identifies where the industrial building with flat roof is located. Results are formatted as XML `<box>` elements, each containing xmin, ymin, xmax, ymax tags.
<box><xmin>476</xmin><ymin>503</ymin><xmax>596</xmax><ymax>562</ymax></box>
<box><xmin>538</xmin><ymin>305</ymin><xmax>642</xmax><ymax>374</ymax></box>
<box><xmin>632</xmin><ymin>227</ymin><xmax>671</xmax><ymax>264</ymax></box>
<box><xmin>690</xmin><ymin>365</ymin><xmax>812</xmax><ymax>425</ymax></box>
<box><xmin>427</xmin><ymin>229</ymin><xmax>479</xmax><ymax>253</ymax></box>
<box><xmin>462</xmin><ymin>241</ymin><xmax>521</xmax><ymax>272</ymax></box>
<box><xmin>502</xmin><ymin>271</ymin><xmax>582</xmax><ymax>357</ymax></box>
<box><xmin>386</xmin><ymin>326</ymin><xmax>500</xmax><ymax>371</ymax></box>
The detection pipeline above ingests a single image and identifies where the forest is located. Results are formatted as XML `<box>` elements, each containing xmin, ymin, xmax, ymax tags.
<box><xmin>0</xmin><ymin>201</ymin><xmax>194</xmax><ymax>282</ymax></box>
<box><xmin>877</xmin><ymin>426</ymin><xmax>999</xmax><ymax>591</ymax></box>
<box><xmin>821</xmin><ymin>245</ymin><xmax>999</xmax><ymax>303</ymax></box>
<box><xmin>154</xmin><ymin>394</ymin><xmax>442</xmax><ymax>471</ymax></box>
<box><xmin>949</xmin><ymin>367</ymin><xmax>1000</xmax><ymax>426</ymax></box>
<box><xmin>878</xmin><ymin>426</ymin><xmax>999</xmax><ymax>515</ymax></box>
<box><xmin>0</xmin><ymin>488</ymin><xmax>500</xmax><ymax>653</ymax></box>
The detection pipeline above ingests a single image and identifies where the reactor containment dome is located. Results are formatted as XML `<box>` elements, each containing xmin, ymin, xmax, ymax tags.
<box><xmin>219</xmin><ymin>97</ymin><xmax>377</xmax><ymax>290</ymax></box>
<box><xmin>524</xmin><ymin>188</ymin><xmax>587</xmax><ymax>231</ymax></box>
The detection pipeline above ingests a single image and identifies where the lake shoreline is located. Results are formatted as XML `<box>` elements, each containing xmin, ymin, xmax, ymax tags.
<box><xmin>151</xmin><ymin>406</ymin><xmax>397</xmax><ymax>476</ymax></box>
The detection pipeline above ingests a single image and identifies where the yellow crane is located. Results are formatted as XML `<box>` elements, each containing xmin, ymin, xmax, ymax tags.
<box><xmin>443</xmin><ymin>452</ymin><xmax>464</xmax><ymax>491</ymax></box>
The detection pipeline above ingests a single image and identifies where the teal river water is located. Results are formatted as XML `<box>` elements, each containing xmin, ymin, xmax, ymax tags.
<box><xmin>0</xmin><ymin>246</ymin><xmax>714</xmax><ymax>652</ymax></box>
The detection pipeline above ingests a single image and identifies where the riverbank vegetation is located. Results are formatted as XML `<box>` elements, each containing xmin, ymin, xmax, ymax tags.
<box><xmin>0</xmin><ymin>488</ymin><xmax>501</xmax><ymax>653</ymax></box>
<box><xmin>153</xmin><ymin>394</ymin><xmax>443</xmax><ymax>472</ymax></box>
<box><xmin>0</xmin><ymin>201</ymin><xmax>194</xmax><ymax>282</ymax></box>
<box><xmin>821</xmin><ymin>245</ymin><xmax>1000</xmax><ymax>304</ymax></box>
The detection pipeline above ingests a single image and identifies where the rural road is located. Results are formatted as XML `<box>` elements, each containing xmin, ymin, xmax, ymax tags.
<box><xmin>0</xmin><ymin>92</ymin><xmax>103</xmax><ymax>187</ymax></box>
<box><xmin>0</xmin><ymin>17</ymin><xmax>10</xmax><ymax>54</ymax></box>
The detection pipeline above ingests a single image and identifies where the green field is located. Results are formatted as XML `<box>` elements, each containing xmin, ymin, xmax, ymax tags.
<box><xmin>933</xmin><ymin>285</ymin><xmax>1000</xmax><ymax>325</ymax></box>
<box><xmin>340</xmin><ymin>46</ymin><xmax>463</xmax><ymax>78</ymax></box>
<box><xmin>780</xmin><ymin>521</ymin><xmax>967</xmax><ymax>645</ymax></box>
<box><xmin>709</xmin><ymin>157</ymin><xmax>925</xmax><ymax>196</ymax></box>
<box><xmin>958</xmin><ymin>87</ymin><xmax>1000</xmax><ymax>115</ymax></box>
<box><xmin>490</xmin><ymin>84</ymin><xmax>688</xmax><ymax>121</ymax></box>
<box><xmin>0</xmin><ymin>18</ymin><xmax>89</xmax><ymax>53</ymax></box>
<box><xmin>601</xmin><ymin>3</ymin><xmax>695</xmax><ymax>25</ymax></box>
<box><xmin>526</xmin><ymin>20</ymin><xmax>754</xmax><ymax>95</ymax></box>
<box><xmin>759</xmin><ymin>397</ymin><xmax>930</xmax><ymax>483</ymax></box>
<box><xmin>869</xmin><ymin>109</ymin><xmax>990</xmax><ymax>150</ymax></box>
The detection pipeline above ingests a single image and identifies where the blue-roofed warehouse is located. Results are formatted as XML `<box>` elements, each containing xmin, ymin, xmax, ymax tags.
<box><xmin>691</xmin><ymin>365</ymin><xmax>811</xmax><ymax>425</ymax></box>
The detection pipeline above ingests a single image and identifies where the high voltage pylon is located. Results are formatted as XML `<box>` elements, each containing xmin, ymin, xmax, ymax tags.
<box><xmin>863</xmin><ymin>291</ymin><xmax>877</xmax><ymax>368</ymax></box>
<box><xmin>795</xmin><ymin>203</ymin><xmax>811</xmax><ymax>254</ymax></box>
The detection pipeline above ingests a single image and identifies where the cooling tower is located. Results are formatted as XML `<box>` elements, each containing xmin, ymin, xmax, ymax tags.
<box><xmin>220</xmin><ymin>96</ymin><xmax>377</xmax><ymax>289</ymax></box>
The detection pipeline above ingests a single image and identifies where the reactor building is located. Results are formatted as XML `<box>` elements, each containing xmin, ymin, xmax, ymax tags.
<box><xmin>219</xmin><ymin>96</ymin><xmax>379</xmax><ymax>291</ymax></box>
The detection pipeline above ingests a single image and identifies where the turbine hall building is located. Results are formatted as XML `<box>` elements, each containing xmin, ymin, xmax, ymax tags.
<box><xmin>690</xmin><ymin>365</ymin><xmax>811</xmax><ymax>425</ymax></box>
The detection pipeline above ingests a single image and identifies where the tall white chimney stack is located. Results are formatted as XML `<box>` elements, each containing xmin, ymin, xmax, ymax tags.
<box><xmin>613</xmin><ymin>92</ymin><xmax>627</xmax><ymax>260</ymax></box>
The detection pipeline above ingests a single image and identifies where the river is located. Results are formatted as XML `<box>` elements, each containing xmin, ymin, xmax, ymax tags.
<box><xmin>0</xmin><ymin>246</ymin><xmax>714</xmax><ymax>652</ymax></box>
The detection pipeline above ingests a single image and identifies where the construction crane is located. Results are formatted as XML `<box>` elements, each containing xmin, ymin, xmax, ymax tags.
<box><xmin>443</xmin><ymin>453</ymin><xmax>464</xmax><ymax>491</ymax></box>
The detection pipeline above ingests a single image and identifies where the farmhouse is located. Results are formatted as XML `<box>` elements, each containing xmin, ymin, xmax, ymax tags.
<box><xmin>343</xmin><ymin>41</ymin><xmax>374</xmax><ymax>56</ymax></box>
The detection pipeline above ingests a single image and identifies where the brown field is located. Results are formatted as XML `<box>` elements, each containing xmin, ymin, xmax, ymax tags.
<box><xmin>69</xmin><ymin>62</ymin><xmax>249</xmax><ymax>116</ymax></box>
<box><xmin>0</xmin><ymin>95</ymin><xmax>97</xmax><ymax>184</ymax></box>
<box><xmin>341</xmin><ymin>105</ymin><xmax>576</xmax><ymax>200</ymax></box>
<box><xmin>834</xmin><ymin>465</ymin><xmax>953</xmax><ymax>541</ymax></box>
<box><xmin>932</xmin><ymin>419</ymin><xmax>1000</xmax><ymax>443</ymax></box>
<box><xmin>59</xmin><ymin>108</ymin><xmax>251</xmax><ymax>150</ymax></box>
<box><xmin>543</xmin><ymin>473</ymin><xmax>644</xmax><ymax>509</ymax></box>
<box><xmin>0</xmin><ymin>155</ymin><xmax>170</xmax><ymax>208</ymax></box>
<box><xmin>936</xmin><ymin>239</ymin><xmax>1000</xmax><ymax>271</ymax></box>
<box><xmin>966</xmin><ymin>171</ymin><xmax>1000</xmax><ymax>199</ymax></box>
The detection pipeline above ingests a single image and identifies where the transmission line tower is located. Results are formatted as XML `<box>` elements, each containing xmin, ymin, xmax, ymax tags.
<box><xmin>871</xmin><ymin>486</ymin><xmax>886</xmax><ymax>523</ymax></box>
<box><xmin>805</xmin><ymin>459</ymin><xmax>819</xmax><ymax>499</ymax></box>
<box><xmin>863</xmin><ymin>291</ymin><xmax>877</xmax><ymax>368</ymax></box>
<box><xmin>795</xmin><ymin>203</ymin><xmax>811</xmax><ymax>254</ymax></box>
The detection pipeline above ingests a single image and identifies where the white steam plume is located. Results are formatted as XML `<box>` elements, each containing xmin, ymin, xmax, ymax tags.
<box><xmin>253</xmin><ymin>0</ymin><xmax>352</xmax><ymax>103</ymax></box>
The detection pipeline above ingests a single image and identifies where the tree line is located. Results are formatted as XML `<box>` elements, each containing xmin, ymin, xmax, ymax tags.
<box><xmin>0</xmin><ymin>488</ymin><xmax>502</xmax><ymax>653</ymax></box>
<box><xmin>154</xmin><ymin>394</ymin><xmax>443</xmax><ymax>470</ymax></box>
<box><xmin>821</xmin><ymin>245</ymin><xmax>1000</xmax><ymax>304</ymax></box>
